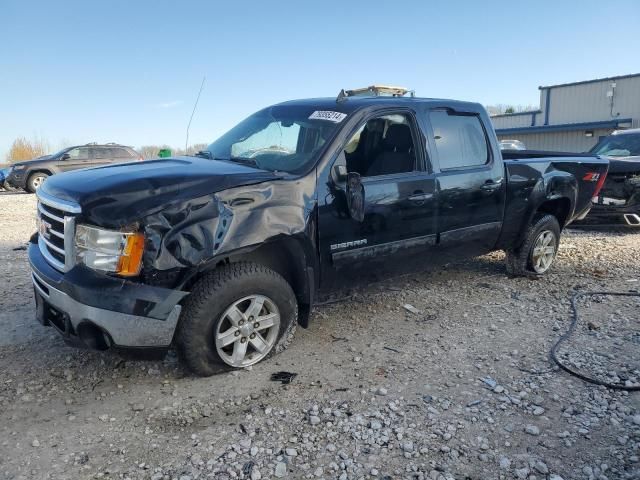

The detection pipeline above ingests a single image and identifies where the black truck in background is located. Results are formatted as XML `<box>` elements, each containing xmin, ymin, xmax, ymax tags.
<box><xmin>576</xmin><ymin>128</ymin><xmax>640</xmax><ymax>227</ymax></box>
<box><xmin>28</xmin><ymin>90</ymin><xmax>609</xmax><ymax>375</ymax></box>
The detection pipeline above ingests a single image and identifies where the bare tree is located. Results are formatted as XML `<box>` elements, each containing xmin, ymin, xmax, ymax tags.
<box><xmin>6</xmin><ymin>135</ymin><xmax>51</xmax><ymax>163</ymax></box>
<box><xmin>138</xmin><ymin>143</ymin><xmax>209</xmax><ymax>159</ymax></box>
<box><xmin>486</xmin><ymin>104</ymin><xmax>538</xmax><ymax>116</ymax></box>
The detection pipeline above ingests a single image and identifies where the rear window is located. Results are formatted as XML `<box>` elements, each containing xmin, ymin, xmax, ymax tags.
<box><xmin>114</xmin><ymin>147</ymin><xmax>133</xmax><ymax>158</ymax></box>
<box><xmin>429</xmin><ymin>110</ymin><xmax>489</xmax><ymax>169</ymax></box>
<box><xmin>90</xmin><ymin>148</ymin><xmax>110</xmax><ymax>159</ymax></box>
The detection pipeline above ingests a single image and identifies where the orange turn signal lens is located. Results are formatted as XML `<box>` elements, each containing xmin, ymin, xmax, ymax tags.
<box><xmin>116</xmin><ymin>233</ymin><xmax>145</xmax><ymax>276</ymax></box>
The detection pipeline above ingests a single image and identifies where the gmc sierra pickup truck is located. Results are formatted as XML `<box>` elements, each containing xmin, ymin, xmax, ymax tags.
<box><xmin>28</xmin><ymin>88</ymin><xmax>609</xmax><ymax>376</ymax></box>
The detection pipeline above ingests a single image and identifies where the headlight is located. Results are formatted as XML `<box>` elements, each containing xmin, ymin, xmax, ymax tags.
<box><xmin>12</xmin><ymin>165</ymin><xmax>26</xmax><ymax>171</ymax></box>
<box><xmin>75</xmin><ymin>224</ymin><xmax>144</xmax><ymax>276</ymax></box>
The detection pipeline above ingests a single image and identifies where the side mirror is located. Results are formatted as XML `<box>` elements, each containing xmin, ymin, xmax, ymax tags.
<box><xmin>333</xmin><ymin>164</ymin><xmax>348</xmax><ymax>182</ymax></box>
<box><xmin>61</xmin><ymin>153</ymin><xmax>70</xmax><ymax>160</ymax></box>
<box><xmin>346</xmin><ymin>172</ymin><xmax>365</xmax><ymax>222</ymax></box>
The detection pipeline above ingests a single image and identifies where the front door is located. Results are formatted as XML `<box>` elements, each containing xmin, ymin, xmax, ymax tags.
<box><xmin>317</xmin><ymin>110</ymin><xmax>437</xmax><ymax>288</ymax></box>
<box><xmin>58</xmin><ymin>146</ymin><xmax>90</xmax><ymax>171</ymax></box>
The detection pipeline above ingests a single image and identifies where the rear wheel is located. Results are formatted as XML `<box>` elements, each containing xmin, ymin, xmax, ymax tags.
<box><xmin>27</xmin><ymin>172</ymin><xmax>49</xmax><ymax>192</ymax></box>
<box><xmin>506</xmin><ymin>214</ymin><xmax>561</xmax><ymax>277</ymax></box>
<box><xmin>177</xmin><ymin>262</ymin><xmax>297</xmax><ymax>376</ymax></box>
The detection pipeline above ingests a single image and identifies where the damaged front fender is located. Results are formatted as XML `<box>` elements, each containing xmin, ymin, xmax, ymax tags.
<box><xmin>141</xmin><ymin>176</ymin><xmax>320</xmax><ymax>320</ymax></box>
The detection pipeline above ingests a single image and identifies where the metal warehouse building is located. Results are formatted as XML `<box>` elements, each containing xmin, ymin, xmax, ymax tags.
<box><xmin>491</xmin><ymin>73</ymin><xmax>640</xmax><ymax>152</ymax></box>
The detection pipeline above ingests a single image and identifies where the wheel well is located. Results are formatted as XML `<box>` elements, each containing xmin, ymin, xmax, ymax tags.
<box><xmin>536</xmin><ymin>198</ymin><xmax>571</xmax><ymax>228</ymax></box>
<box><xmin>183</xmin><ymin>239</ymin><xmax>313</xmax><ymax>326</ymax></box>
<box><xmin>28</xmin><ymin>169</ymin><xmax>52</xmax><ymax>179</ymax></box>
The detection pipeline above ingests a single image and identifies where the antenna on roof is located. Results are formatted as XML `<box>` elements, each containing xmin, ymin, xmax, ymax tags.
<box><xmin>185</xmin><ymin>76</ymin><xmax>206</xmax><ymax>153</ymax></box>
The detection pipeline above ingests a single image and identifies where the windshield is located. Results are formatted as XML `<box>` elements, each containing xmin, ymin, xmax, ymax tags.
<box><xmin>206</xmin><ymin>105</ymin><xmax>346</xmax><ymax>174</ymax></box>
<box><xmin>590</xmin><ymin>133</ymin><xmax>640</xmax><ymax>157</ymax></box>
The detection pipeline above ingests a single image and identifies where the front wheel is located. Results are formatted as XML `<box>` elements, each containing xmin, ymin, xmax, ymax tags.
<box><xmin>27</xmin><ymin>172</ymin><xmax>49</xmax><ymax>192</ymax></box>
<box><xmin>505</xmin><ymin>214</ymin><xmax>561</xmax><ymax>277</ymax></box>
<box><xmin>176</xmin><ymin>262</ymin><xmax>297</xmax><ymax>376</ymax></box>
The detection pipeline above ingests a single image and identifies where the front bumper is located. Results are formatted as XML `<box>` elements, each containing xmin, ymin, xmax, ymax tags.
<box><xmin>28</xmin><ymin>239</ymin><xmax>187</xmax><ymax>349</ymax></box>
<box><xmin>6</xmin><ymin>170</ymin><xmax>27</xmax><ymax>189</ymax></box>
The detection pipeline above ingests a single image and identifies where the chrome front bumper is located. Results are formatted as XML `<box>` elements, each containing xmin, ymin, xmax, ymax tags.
<box><xmin>31</xmin><ymin>269</ymin><xmax>182</xmax><ymax>348</ymax></box>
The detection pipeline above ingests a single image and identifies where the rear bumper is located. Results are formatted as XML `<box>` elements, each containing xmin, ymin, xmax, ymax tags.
<box><xmin>574</xmin><ymin>203</ymin><xmax>640</xmax><ymax>227</ymax></box>
<box><xmin>28</xmin><ymin>239</ymin><xmax>186</xmax><ymax>349</ymax></box>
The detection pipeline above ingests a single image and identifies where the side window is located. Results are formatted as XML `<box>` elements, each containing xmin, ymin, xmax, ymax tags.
<box><xmin>67</xmin><ymin>147</ymin><xmax>89</xmax><ymax>160</ymax></box>
<box><xmin>90</xmin><ymin>147</ymin><xmax>109</xmax><ymax>159</ymax></box>
<box><xmin>429</xmin><ymin>110</ymin><xmax>489</xmax><ymax>170</ymax></box>
<box><xmin>116</xmin><ymin>148</ymin><xmax>133</xmax><ymax>158</ymax></box>
<box><xmin>343</xmin><ymin>113</ymin><xmax>416</xmax><ymax>177</ymax></box>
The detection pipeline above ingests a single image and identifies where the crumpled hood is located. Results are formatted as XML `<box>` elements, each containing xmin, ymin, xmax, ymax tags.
<box><xmin>41</xmin><ymin>156</ymin><xmax>281</xmax><ymax>227</ymax></box>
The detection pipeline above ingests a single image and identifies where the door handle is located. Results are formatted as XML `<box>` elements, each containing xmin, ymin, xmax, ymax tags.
<box><xmin>481</xmin><ymin>179</ymin><xmax>503</xmax><ymax>191</ymax></box>
<box><xmin>408</xmin><ymin>192</ymin><xmax>433</xmax><ymax>202</ymax></box>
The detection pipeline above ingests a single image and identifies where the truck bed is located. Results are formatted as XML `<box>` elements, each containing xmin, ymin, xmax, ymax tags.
<box><xmin>501</xmin><ymin>149</ymin><xmax>597</xmax><ymax>160</ymax></box>
<box><xmin>497</xmin><ymin>150</ymin><xmax>609</xmax><ymax>248</ymax></box>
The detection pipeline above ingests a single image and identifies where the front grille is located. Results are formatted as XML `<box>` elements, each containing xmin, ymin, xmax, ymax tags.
<box><xmin>36</xmin><ymin>190</ymin><xmax>81</xmax><ymax>272</ymax></box>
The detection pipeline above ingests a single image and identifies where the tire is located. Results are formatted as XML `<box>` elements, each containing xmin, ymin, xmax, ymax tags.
<box><xmin>505</xmin><ymin>214</ymin><xmax>561</xmax><ymax>277</ymax></box>
<box><xmin>27</xmin><ymin>172</ymin><xmax>49</xmax><ymax>193</ymax></box>
<box><xmin>176</xmin><ymin>262</ymin><xmax>298</xmax><ymax>376</ymax></box>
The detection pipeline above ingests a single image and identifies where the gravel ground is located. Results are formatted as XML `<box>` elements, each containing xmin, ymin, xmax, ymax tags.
<box><xmin>0</xmin><ymin>191</ymin><xmax>639</xmax><ymax>480</ymax></box>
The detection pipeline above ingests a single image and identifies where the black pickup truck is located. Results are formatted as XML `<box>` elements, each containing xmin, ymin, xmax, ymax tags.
<box><xmin>28</xmin><ymin>92</ymin><xmax>609</xmax><ymax>375</ymax></box>
<box><xmin>577</xmin><ymin>128</ymin><xmax>640</xmax><ymax>227</ymax></box>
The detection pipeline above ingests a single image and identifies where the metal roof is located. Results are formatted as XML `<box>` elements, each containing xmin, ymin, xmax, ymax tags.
<box><xmin>495</xmin><ymin>118</ymin><xmax>633</xmax><ymax>135</ymax></box>
<box><xmin>538</xmin><ymin>73</ymin><xmax>640</xmax><ymax>90</ymax></box>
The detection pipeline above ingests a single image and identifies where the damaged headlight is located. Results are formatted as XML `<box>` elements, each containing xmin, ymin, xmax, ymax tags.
<box><xmin>75</xmin><ymin>224</ymin><xmax>144</xmax><ymax>276</ymax></box>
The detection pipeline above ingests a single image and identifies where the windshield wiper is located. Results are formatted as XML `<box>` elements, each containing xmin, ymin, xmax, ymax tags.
<box><xmin>194</xmin><ymin>150</ymin><xmax>213</xmax><ymax>159</ymax></box>
<box><xmin>229</xmin><ymin>156</ymin><xmax>259</xmax><ymax>167</ymax></box>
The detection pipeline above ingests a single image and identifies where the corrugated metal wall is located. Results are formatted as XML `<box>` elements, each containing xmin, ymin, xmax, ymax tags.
<box><xmin>497</xmin><ymin>128</ymin><xmax>613</xmax><ymax>152</ymax></box>
<box><xmin>492</xmin><ymin>113</ymin><xmax>537</xmax><ymax>129</ymax></box>
<box><xmin>491</xmin><ymin>74</ymin><xmax>640</xmax><ymax>151</ymax></box>
<box><xmin>547</xmin><ymin>76</ymin><xmax>640</xmax><ymax>124</ymax></box>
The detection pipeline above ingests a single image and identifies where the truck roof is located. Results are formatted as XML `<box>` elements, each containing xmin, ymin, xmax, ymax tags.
<box><xmin>274</xmin><ymin>96</ymin><xmax>485</xmax><ymax>114</ymax></box>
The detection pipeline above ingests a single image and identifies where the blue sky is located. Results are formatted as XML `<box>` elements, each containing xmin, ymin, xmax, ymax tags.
<box><xmin>1</xmin><ymin>0</ymin><xmax>639</xmax><ymax>159</ymax></box>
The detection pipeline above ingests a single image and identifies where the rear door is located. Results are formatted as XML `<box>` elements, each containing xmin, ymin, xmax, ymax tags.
<box><xmin>88</xmin><ymin>147</ymin><xmax>115</xmax><ymax>167</ymax></box>
<box><xmin>425</xmin><ymin>108</ymin><xmax>506</xmax><ymax>254</ymax></box>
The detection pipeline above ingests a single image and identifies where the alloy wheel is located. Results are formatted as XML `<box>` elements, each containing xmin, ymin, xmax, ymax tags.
<box><xmin>215</xmin><ymin>295</ymin><xmax>280</xmax><ymax>367</ymax></box>
<box><xmin>32</xmin><ymin>175</ymin><xmax>46</xmax><ymax>189</ymax></box>
<box><xmin>531</xmin><ymin>229</ymin><xmax>557</xmax><ymax>273</ymax></box>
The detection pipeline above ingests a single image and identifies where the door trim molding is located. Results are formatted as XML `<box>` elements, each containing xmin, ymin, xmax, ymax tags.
<box><xmin>438</xmin><ymin>221</ymin><xmax>502</xmax><ymax>244</ymax></box>
<box><xmin>332</xmin><ymin>233</ymin><xmax>437</xmax><ymax>266</ymax></box>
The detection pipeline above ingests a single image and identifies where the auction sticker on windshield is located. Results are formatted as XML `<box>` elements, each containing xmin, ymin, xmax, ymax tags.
<box><xmin>309</xmin><ymin>111</ymin><xmax>348</xmax><ymax>123</ymax></box>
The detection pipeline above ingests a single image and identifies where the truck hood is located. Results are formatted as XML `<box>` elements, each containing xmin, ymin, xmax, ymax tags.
<box><xmin>41</xmin><ymin>156</ymin><xmax>282</xmax><ymax>226</ymax></box>
<box><xmin>13</xmin><ymin>155</ymin><xmax>55</xmax><ymax>167</ymax></box>
<box><xmin>605</xmin><ymin>156</ymin><xmax>640</xmax><ymax>174</ymax></box>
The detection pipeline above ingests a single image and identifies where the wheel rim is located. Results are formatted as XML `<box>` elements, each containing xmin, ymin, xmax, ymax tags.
<box><xmin>32</xmin><ymin>175</ymin><xmax>46</xmax><ymax>189</ymax></box>
<box><xmin>531</xmin><ymin>229</ymin><xmax>557</xmax><ymax>273</ymax></box>
<box><xmin>215</xmin><ymin>295</ymin><xmax>280</xmax><ymax>367</ymax></box>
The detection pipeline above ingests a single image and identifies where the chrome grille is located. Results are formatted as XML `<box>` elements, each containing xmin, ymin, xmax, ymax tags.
<box><xmin>36</xmin><ymin>190</ymin><xmax>81</xmax><ymax>272</ymax></box>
